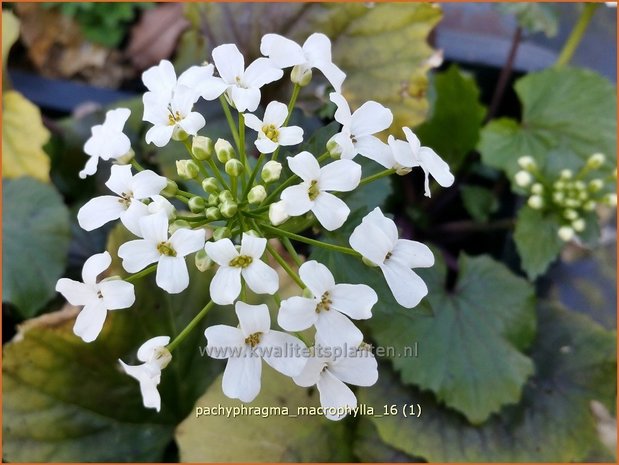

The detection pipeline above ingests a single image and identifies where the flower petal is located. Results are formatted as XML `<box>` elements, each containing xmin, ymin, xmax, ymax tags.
<box><xmin>356</xmin><ymin>136</ymin><xmax>394</xmax><ymax>168</ymax></box>
<box><xmin>243</xmin><ymin>57</ymin><xmax>283</xmax><ymax>88</ymax></box>
<box><xmin>277</xmin><ymin>296</ymin><xmax>318</xmax><ymax>332</ymax></box>
<box><xmin>391</xmin><ymin>239</ymin><xmax>434</xmax><ymax>269</ymax></box>
<box><xmin>156</xmin><ymin>256</ymin><xmax>189</xmax><ymax>294</ymax></box>
<box><xmin>55</xmin><ymin>279</ymin><xmax>95</xmax><ymax>306</ymax></box>
<box><xmin>280</xmin><ymin>184</ymin><xmax>312</xmax><ymax>216</ymax></box>
<box><xmin>330</xmin><ymin>283</ymin><xmax>376</xmax><ymax>320</ymax></box>
<box><xmin>118</xmin><ymin>239</ymin><xmax>160</xmax><ymax>273</ymax></box>
<box><xmin>120</xmin><ymin>361</ymin><xmax>162</xmax><ymax>411</ymax></box>
<box><xmin>139</xmin><ymin>213</ymin><xmax>169</xmax><ymax>244</ymax></box>
<box><xmin>137</xmin><ymin>335</ymin><xmax>171</xmax><ymax>362</ymax></box>
<box><xmin>287</xmin><ymin>151</ymin><xmax>321</xmax><ymax>181</ymax></box>
<box><xmin>81</xmin><ymin>251</ymin><xmax>112</xmax><ymax>284</ymax></box>
<box><xmin>313</xmin><ymin>60</ymin><xmax>346</xmax><ymax>93</ymax></box>
<box><xmin>119</xmin><ymin>199</ymin><xmax>150</xmax><ymax>237</ymax></box>
<box><xmin>243</xmin><ymin>113</ymin><xmax>263</xmax><ymax>132</ymax></box>
<box><xmin>319</xmin><ymin>159</ymin><xmax>361</xmax><ymax>192</ymax></box>
<box><xmin>260</xmin><ymin>330</ymin><xmax>307</xmax><ymax>377</ymax></box>
<box><xmin>99</xmin><ymin>279</ymin><xmax>135</xmax><ymax>310</ymax></box>
<box><xmin>105</xmin><ymin>164</ymin><xmax>134</xmax><ymax>195</ymax></box>
<box><xmin>73</xmin><ymin>302</ymin><xmax>108</xmax><ymax>343</ymax></box>
<box><xmin>381</xmin><ymin>261</ymin><xmax>428</xmax><ymax>309</ymax></box>
<box><xmin>204</xmin><ymin>325</ymin><xmax>244</xmax><ymax>359</ymax></box>
<box><xmin>293</xmin><ymin>354</ymin><xmax>326</xmax><ymax>387</ymax></box>
<box><xmin>77</xmin><ymin>196</ymin><xmax>125</xmax><ymax>231</ymax></box>
<box><xmin>236</xmin><ymin>302</ymin><xmax>271</xmax><ymax>337</ymax></box>
<box><xmin>131</xmin><ymin>170</ymin><xmax>170</xmax><ymax>199</ymax></box>
<box><xmin>104</xmin><ymin>107</ymin><xmax>131</xmax><ymax>132</ymax></box>
<box><xmin>329</xmin><ymin>92</ymin><xmax>352</xmax><ymax>126</ymax></box>
<box><xmin>418</xmin><ymin>146</ymin><xmax>455</xmax><ymax>196</ymax></box>
<box><xmin>263</xmin><ymin>101</ymin><xmax>288</xmax><ymax>127</ymax></box>
<box><xmin>142</xmin><ymin>60</ymin><xmax>177</xmax><ymax>96</ymax></box>
<box><xmin>179</xmin><ymin>111</ymin><xmax>206</xmax><ymax>136</ymax></box>
<box><xmin>277</xmin><ymin>126</ymin><xmax>304</xmax><ymax>146</ymax></box>
<box><xmin>222</xmin><ymin>355</ymin><xmax>262</xmax><ymax>402</ymax></box>
<box><xmin>330</xmin><ymin>351</ymin><xmax>378</xmax><ymax>387</ymax></box>
<box><xmin>330</xmin><ymin>131</ymin><xmax>356</xmax><ymax>160</ymax></box>
<box><xmin>315</xmin><ymin>310</ymin><xmax>363</xmax><ymax>347</ymax></box>
<box><xmin>205</xmin><ymin>238</ymin><xmax>238</xmax><ymax>266</ymax></box>
<box><xmin>348</xmin><ymin>207</ymin><xmax>398</xmax><ymax>264</ymax></box>
<box><xmin>240</xmin><ymin>233</ymin><xmax>266</xmax><ymax>258</ymax></box>
<box><xmin>388</xmin><ymin>136</ymin><xmax>414</xmax><ymax>168</ymax></box>
<box><xmin>209</xmin><ymin>267</ymin><xmax>242</xmax><ymax>305</ymax></box>
<box><xmin>311</xmin><ymin>192</ymin><xmax>350</xmax><ymax>231</ymax></box>
<box><xmin>255</xmin><ymin>137</ymin><xmax>279</xmax><ymax>154</ymax></box>
<box><xmin>351</xmin><ymin>101</ymin><xmax>393</xmax><ymax>137</ymax></box>
<box><xmin>298</xmin><ymin>260</ymin><xmax>335</xmax><ymax>297</ymax></box>
<box><xmin>212</xmin><ymin>43</ymin><xmax>245</xmax><ymax>84</ymax></box>
<box><xmin>169</xmin><ymin>228</ymin><xmax>205</xmax><ymax>257</ymax></box>
<box><xmin>317</xmin><ymin>370</ymin><xmax>357</xmax><ymax>421</ymax></box>
<box><xmin>230</xmin><ymin>86</ymin><xmax>261</xmax><ymax>113</ymax></box>
<box><xmin>302</xmin><ymin>33</ymin><xmax>333</xmax><ymax>65</ymax></box>
<box><xmin>78</xmin><ymin>155</ymin><xmax>99</xmax><ymax>179</ymax></box>
<box><xmin>260</xmin><ymin>33</ymin><xmax>305</xmax><ymax>68</ymax></box>
<box><xmin>145</xmin><ymin>125</ymin><xmax>174</xmax><ymax>147</ymax></box>
<box><xmin>242</xmin><ymin>259</ymin><xmax>279</xmax><ymax>295</ymax></box>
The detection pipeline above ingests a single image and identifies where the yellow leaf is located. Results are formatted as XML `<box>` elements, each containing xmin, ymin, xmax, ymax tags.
<box><xmin>2</xmin><ymin>10</ymin><xmax>19</xmax><ymax>70</ymax></box>
<box><xmin>2</xmin><ymin>90</ymin><xmax>51</xmax><ymax>182</ymax></box>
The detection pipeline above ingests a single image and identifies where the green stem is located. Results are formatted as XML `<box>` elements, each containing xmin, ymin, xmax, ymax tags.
<box><xmin>131</xmin><ymin>159</ymin><xmax>144</xmax><ymax>172</ymax></box>
<box><xmin>207</xmin><ymin>158</ymin><xmax>230</xmax><ymax>191</ymax></box>
<box><xmin>166</xmin><ymin>301</ymin><xmax>215</xmax><ymax>352</ymax></box>
<box><xmin>281</xmin><ymin>236</ymin><xmax>303</xmax><ymax>267</ymax></box>
<box><xmin>238</xmin><ymin>113</ymin><xmax>250</xmax><ymax>180</ymax></box>
<box><xmin>219</xmin><ymin>95</ymin><xmax>240</xmax><ymax>149</ymax></box>
<box><xmin>266</xmin><ymin>243</ymin><xmax>305</xmax><ymax>289</ymax></box>
<box><xmin>272</xmin><ymin>83</ymin><xmax>300</xmax><ymax>162</ymax></box>
<box><xmin>175</xmin><ymin>195</ymin><xmax>189</xmax><ymax>204</ymax></box>
<box><xmin>183</xmin><ymin>139</ymin><xmax>209</xmax><ymax>180</ymax></box>
<box><xmin>242</xmin><ymin>152</ymin><xmax>266</xmax><ymax>199</ymax></box>
<box><xmin>176</xmin><ymin>189</ymin><xmax>194</xmax><ymax>199</ymax></box>
<box><xmin>359</xmin><ymin>169</ymin><xmax>396</xmax><ymax>186</ymax></box>
<box><xmin>175</xmin><ymin>213</ymin><xmax>207</xmax><ymax>222</ymax></box>
<box><xmin>125</xmin><ymin>264</ymin><xmax>157</xmax><ymax>283</ymax></box>
<box><xmin>555</xmin><ymin>3</ymin><xmax>599</xmax><ymax>67</ymax></box>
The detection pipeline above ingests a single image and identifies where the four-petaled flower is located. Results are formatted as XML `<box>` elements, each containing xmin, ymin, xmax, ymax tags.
<box><xmin>349</xmin><ymin>207</ymin><xmax>434</xmax><ymax>308</ymax></box>
<box><xmin>328</xmin><ymin>92</ymin><xmax>393</xmax><ymax>166</ymax></box>
<box><xmin>387</xmin><ymin>127</ymin><xmax>454</xmax><ymax>197</ymax></box>
<box><xmin>260</xmin><ymin>33</ymin><xmax>346</xmax><ymax>92</ymax></box>
<box><xmin>212</xmin><ymin>43</ymin><xmax>283</xmax><ymax>112</ymax></box>
<box><xmin>244</xmin><ymin>101</ymin><xmax>303</xmax><ymax>154</ymax></box>
<box><xmin>56</xmin><ymin>251</ymin><xmax>135</xmax><ymax>342</ymax></box>
<box><xmin>205</xmin><ymin>233</ymin><xmax>279</xmax><ymax>305</ymax></box>
<box><xmin>118</xmin><ymin>213</ymin><xmax>205</xmax><ymax>294</ymax></box>
<box><xmin>80</xmin><ymin>108</ymin><xmax>132</xmax><ymax>179</ymax></box>
<box><xmin>278</xmin><ymin>260</ymin><xmax>377</xmax><ymax>346</ymax></box>
<box><xmin>77</xmin><ymin>165</ymin><xmax>167</xmax><ymax>237</ymax></box>
<box><xmin>204</xmin><ymin>302</ymin><xmax>307</xmax><ymax>402</ymax></box>
<box><xmin>293</xmin><ymin>341</ymin><xmax>378</xmax><ymax>421</ymax></box>
<box><xmin>280</xmin><ymin>151</ymin><xmax>361</xmax><ymax>231</ymax></box>
<box><xmin>119</xmin><ymin>336</ymin><xmax>171</xmax><ymax>412</ymax></box>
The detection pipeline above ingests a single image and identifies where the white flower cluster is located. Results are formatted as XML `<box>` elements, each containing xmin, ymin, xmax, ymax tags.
<box><xmin>515</xmin><ymin>154</ymin><xmax>617</xmax><ymax>242</ymax></box>
<box><xmin>56</xmin><ymin>33</ymin><xmax>454</xmax><ymax>419</ymax></box>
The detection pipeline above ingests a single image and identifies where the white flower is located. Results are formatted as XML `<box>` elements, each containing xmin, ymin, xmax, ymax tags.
<box><xmin>293</xmin><ymin>342</ymin><xmax>377</xmax><ymax>421</ymax></box>
<box><xmin>77</xmin><ymin>165</ymin><xmax>167</xmax><ymax>236</ymax></box>
<box><xmin>143</xmin><ymin>85</ymin><xmax>206</xmax><ymax>147</ymax></box>
<box><xmin>55</xmin><ymin>251</ymin><xmax>135</xmax><ymax>343</ymax></box>
<box><xmin>80</xmin><ymin>108</ymin><xmax>131</xmax><ymax>179</ymax></box>
<box><xmin>328</xmin><ymin>92</ymin><xmax>393</xmax><ymax>165</ymax></box>
<box><xmin>349</xmin><ymin>207</ymin><xmax>434</xmax><ymax>308</ymax></box>
<box><xmin>212</xmin><ymin>43</ymin><xmax>283</xmax><ymax>112</ymax></box>
<box><xmin>280</xmin><ymin>151</ymin><xmax>361</xmax><ymax>231</ymax></box>
<box><xmin>387</xmin><ymin>127</ymin><xmax>454</xmax><ymax>197</ymax></box>
<box><xmin>118</xmin><ymin>213</ymin><xmax>205</xmax><ymax>294</ymax></box>
<box><xmin>278</xmin><ymin>261</ymin><xmax>376</xmax><ymax>346</ymax></box>
<box><xmin>244</xmin><ymin>101</ymin><xmax>303</xmax><ymax>154</ymax></box>
<box><xmin>205</xmin><ymin>233</ymin><xmax>279</xmax><ymax>305</ymax></box>
<box><xmin>119</xmin><ymin>336</ymin><xmax>171</xmax><ymax>412</ymax></box>
<box><xmin>260</xmin><ymin>33</ymin><xmax>346</xmax><ymax>92</ymax></box>
<box><xmin>147</xmin><ymin>195</ymin><xmax>175</xmax><ymax>219</ymax></box>
<box><xmin>269</xmin><ymin>200</ymin><xmax>289</xmax><ymax>226</ymax></box>
<box><xmin>204</xmin><ymin>302</ymin><xmax>307</xmax><ymax>402</ymax></box>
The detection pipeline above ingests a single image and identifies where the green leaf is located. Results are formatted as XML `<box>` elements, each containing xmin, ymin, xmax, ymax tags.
<box><xmin>496</xmin><ymin>3</ymin><xmax>558</xmax><ymax>37</ymax></box>
<box><xmin>354</xmin><ymin>419</ymin><xmax>421</xmax><ymax>462</ymax></box>
<box><xmin>369</xmin><ymin>252</ymin><xmax>536</xmax><ymax>424</ymax></box>
<box><xmin>478</xmin><ymin>68</ymin><xmax>617</xmax><ymax>180</ymax></box>
<box><xmin>2</xmin><ymin>225</ymin><xmax>227</xmax><ymax>461</ymax></box>
<box><xmin>360</xmin><ymin>301</ymin><xmax>617</xmax><ymax>461</ymax></box>
<box><xmin>2</xmin><ymin>177</ymin><xmax>70</xmax><ymax>318</ymax></box>
<box><xmin>514</xmin><ymin>206</ymin><xmax>564</xmax><ymax>280</ymax></box>
<box><xmin>416</xmin><ymin>65</ymin><xmax>486</xmax><ymax>171</ymax></box>
<box><xmin>2</xmin><ymin>90</ymin><xmax>51</xmax><ymax>182</ymax></box>
<box><xmin>460</xmin><ymin>185</ymin><xmax>499</xmax><ymax>223</ymax></box>
<box><xmin>175</xmin><ymin>368</ymin><xmax>351</xmax><ymax>462</ymax></box>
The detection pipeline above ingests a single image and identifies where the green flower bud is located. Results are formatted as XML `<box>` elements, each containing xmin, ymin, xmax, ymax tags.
<box><xmin>554</xmin><ymin>180</ymin><xmax>565</xmax><ymax>190</ymax></box>
<box><xmin>244</xmin><ymin>229</ymin><xmax>259</xmax><ymax>237</ymax></box>
<box><xmin>291</xmin><ymin>64</ymin><xmax>312</xmax><ymax>87</ymax></box>
<box><xmin>553</xmin><ymin>191</ymin><xmax>565</xmax><ymax>204</ymax></box>
<box><xmin>207</xmin><ymin>193</ymin><xmax>219</xmax><ymax>207</ymax></box>
<box><xmin>574</xmin><ymin>180</ymin><xmax>586</xmax><ymax>190</ymax></box>
<box><xmin>527</xmin><ymin>195</ymin><xmax>544</xmax><ymax>210</ymax></box>
<box><xmin>564</xmin><ymin>209</ymin><xmax>578</xmax><ymax>221</ymax></box>
<box><xmin>326</xmin><ymin>136</ymin><xmax>343</xmax><ymax>159</ymax></box>
<box><xmin>586</xmin><ymin>153</ymin><xmax>605</xmax><ymax>169</ymax></box>
<box><xmin>225</xmin><ymin>159</ymin><xmax>245</xmax><ymax>177</ymax></box>
<box><xmin>531</xmin><ymin>183</ymin><xmax>544</xmax><ymax>195</ymax></box>
<box><xmin>176</xmin><ymin>160</ymin><xmax>200</xmax><ymax>180</ymax></box>
<box><xmin>192</xmin><ymin>136</ymin><xmax>214</xmax><ymax>160</ymax></box>
<box><xmin>269</xmin><ymin>200</ymin><xmax>289</xmax><ymax>226</ymax></box>
<box><xmin>560</xmin><ymin>169</ymin><xmax>573</xmax><ymax>180</ymax></box>
<box><xmin>583</xmin><ymin>200</ymin><xmax>596</xmax><ymax>211</ymax></box>
<box><xmin>557</xmin><ymin>226</ymin><xmax>575</xmax><ymax>242</ymax></box>
<box><xmin>172</xmin><ymin>126</ymin><xmax>189</xmax><ymax>141</ymax></box>
<box><xmin>247</xmin><ymin>185</ymin><xmax>267</xmax><ymax>205</ymax></box>
<box><xmin>588</xmin><ymin>179</ymin><xmax>604</xmax><ymax>192</ymax></box>
<box><xmin>566</xmin><ymin>198</ymin><xmax>580</xmax><ymax>208</ymax></box>
<box><xmin>194</xmin><ymin>249</ymin><xmax>212</xmax><ymax>272</ymax></box>
<box><xmin>188</xmin><ymin>196</ymin><xmax>206</xmax><ymax>213</ymax></box>
<box><xmin>220</xmin><ymin>200</ymin><xmax>238</xmax><ymax>218</ymax></box>
<box><xmin>205</xmin><ymin>206</ymin><xmax>221</xmax><ymax>221</ymax></box>
<box><xmin>261</xmin><ymin>160</ymin><xmax>283</xmax><ymax>183</ymax></box>
<box><xmin>161</xmin><ymin>179</ymin><xmax>178</xmax><ymax>197</ymax></box>
<box><xmin>514</xmin><ymin>170</ymin><xmax>532</xmax><ymax>187</ymax></box>
<box><xmin>572</xmin><ymin>218</ymin><xmax>586</xmax><ymax>232</ymax></box>
<box><xmin>202</xmin><ymin>177</ymin><xmax>219</xmax><ymax>194</ymax></box>
<box><xmin>169</xmin><ymin>219</ymin><xmax>191</xmax><ymax>235</ymax></box>
<box><xmin>218</xmin><ymin>190</ymin><xmax>234</xmax><ymax>203</ymax></box>
<box><xmin>215</xmin><ymin>138</ymin><xmax>235</xmax><ymax>163</ymax></box>
<box><xmin>212</xmin><ymin>226</ymin><xmax>231</xmax><ymax>241</ymax></box>
<box><xmin>517</xmin><ymin>155</ymin><xmax>536</xmax><ymax>171</ymax></box>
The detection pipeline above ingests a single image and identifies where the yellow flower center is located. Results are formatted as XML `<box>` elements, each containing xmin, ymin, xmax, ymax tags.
<box><xmin>167</xmin><ymin>110</ymin><xmax>183</xmax><ymax>126</ymax></box>
<box><xmin>262</xmin><ymin>124</ymin><xmax>280</xmax><ymax>142</ymax></box>
<box><xmin>315</xmin><ymin>291</ymin><xmax>332</xmax><ymax>313</ymax></box>
<box><xmin>308</xmin><ymin>180</ymin><xmax>320</xmax><ymax>201</ymax></box>
<box><xmin>157</xmin><ymin>241</ymin><xmax>177</xmax><ymax>257</ymax></box>
<box><xmin>229</xmin><ymin>255</ymin><xmax>253</xmax><ymax>268</ymax></box>
<box><xmin>245</xmin><ymin>332</ymin><xmax>262</xmax><ymax>348</ymax></box>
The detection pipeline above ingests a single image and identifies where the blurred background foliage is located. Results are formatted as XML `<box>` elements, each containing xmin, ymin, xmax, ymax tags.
<box><xmin>2</xmin><ymin>2</ymin><xmax>617</xmax><ymax>462</ymax></box>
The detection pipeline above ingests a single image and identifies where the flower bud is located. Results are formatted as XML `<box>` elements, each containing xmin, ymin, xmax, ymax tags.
<box><xmin>247</xmin><ymin>185</ymin><xmax>267</xmax><ymax>205</ymax></box>
<box><xmin>514</xmin><ymin>170</ymin><xmax>532</xmax><ymax>187</ymax></box>
<box><xmin>531</xmin><ymin>183</ymin><xmax>544</xmax><ymax>195</ymax></box>
<box><xmin>205</xmin><ymin>206</ymin><xmax>221</xmax><ymax>221</ymax></box>
<box><xmin>553</xmin><ymin>192</ymin><xmax>565</xmax><ymax>204</ymax></box>
<box><xmin>194</xmin><ymin>249</ymin><xmax>213</xmax><ymax>272</ymax></box>
<box><xmin>588</xmin><ymin>179</ymin><xmax>604</xmax><ymax>192</ymax></box>
<box><xmin>557</xmin><ymin>226</ymin><xmax>575</xmax><ymax>242</ymax></box>
<box><xmin>583</xmin><ymin>200</ymin><xmax>596</xmax><ymax>211</ymax></box>
<box><xmin>269</xmin><ymin>200</ymin><xmax>289</xmax><ymax>226</ymax></box>
<box><xmin>115</xmin><ymin>148</ymin><xmax>135</xmax><ymax>165</ymax></box>
<box><xmin>219</xmin><ymin>190</ymin><xmax>234</xmax><ymax>203</ymax></box>
<box><xmin>517</xmin><ymin>156</ymin><xmax>536</xmax><ymax>171</ymax></box>
<box><xmin>527</xmin><ymin>195</ymin><xmax>544</xmax><ymax>210</ymax></box>
<box><xmin>327</xmin><ymin>136</ymin><xmax>343</xmax><ymax>159</ymax></box>
<box><xmin>244</xmin><ymin>229</ymin><xmax>260</xmax><ymax>237</ymax></box>
<box><xmin>220</xmin><ymin>200</ymin><xmax>238</xmax><ymax>218</ymax></box>
<box><xmin>188</xmin><ymin>196</ymin><xmax>206</xmax><ymax>213</ymax></box>
<box><xmin>560</xmin><ymin>169</ymin><xmax>573</xmax><ymax>180</ymax></box>
<box><xmin>202</xmin><ymin>177</ymin><xmax>219</xmax><ymax>194</ymax></box>
<box><xmin>213</xmin><ymin>226</ymin><xmax>231</xmax><ymax>241</ymax></box>
<box><xmin>261</xmin><ymin>160</ymin><xmax>283</xmax><ymax>183</ymax></box>
<box><xmin>225</xmin><ymin>159</ymin><xmax>244</xmax><ymax>177</ymax></box>
<box><xmin>192</xmin><ymin>136</ymin><xmax>214</xmax><ymax>160</ymax></box>
<box><xmin>603</xmin><ymin>193</ymin><xmax>617</xmax><ymax>207</ymax></box>
<box><xmin>564</xmin><ymin>209</ymin><xmax>578</xmax><ymax>221</ymax></box>
<box><xmin>215</xmin><ymin>138</ymin><xmax>235</xmax><ymax>163</ymax></box>
<box><xmin>176</xmin><ymin>160</ymin><xmax>200</xmax><ymax>180</ymax></box>
<box><xmin>291</xmin><ymin>64</ymin><xmax>312</xmax><ymax>87</ymax></box>
<box><xmin>172</xmin><ymin>126</ymin><xmax>189</xmax><ymax>141</ymax></box>
<box><xmin>207</xmin><ymin>193</ymin><xmax>219</xmax><ymax>207</ymax></box>
<box><xmin>574</xmin><ymin>180</ymin><xmax>586</xmax><ymax>191</ymax></box>
<box><xmin>587</xmin><ymin>153</ymin><xmax>605</xmax><ymax>169</ymax></box>
<box><xmin>169</xmin><ymin>219</ymin><xmax>191</xmax><ymax>235</ymax></box>
<box><xmin>572</xmin><ymin>218</ymin><xmax>586</xmax><ymax>232</ymax></box>
<box><xmin>554</xmin><ymin>180</ymin><xmax>565</xmax><ymax>190</ymax></box>
<box><xmin>161</xmin><ymin>179</ymin><xmax>178</xmax><ymax>197</ymax></box>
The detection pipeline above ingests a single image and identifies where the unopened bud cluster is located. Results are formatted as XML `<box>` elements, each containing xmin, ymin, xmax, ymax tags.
<box><xmin>514</xmin><ymin>154</ymin><xmax>617</xmax><ymax>242</ymax></box>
